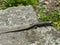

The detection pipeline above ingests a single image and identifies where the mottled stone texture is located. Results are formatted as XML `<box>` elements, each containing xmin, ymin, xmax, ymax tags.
<box><xmin>0</xmin><ymin>26</ymin><xmax>60</xmax><ymax>45</ymax></box>
<box><xmin>0</xmin><ymin>5</ymin><xmax>60</xmax><ymax>45</ymax></box>
<box><xmin>0</xmin><ymin>5</ymin><xmax>38</xmax><ymax>33</ymax></box>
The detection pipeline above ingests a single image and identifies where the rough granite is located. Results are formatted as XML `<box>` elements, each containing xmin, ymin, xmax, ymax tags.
<box><xmin>0</xmin><ymin>26</ymin><xmax>60</xmax><ymax>45</ymax></box>
<box><xmin>0</xmin><ymin>5</ymin><xmax>38</xmax><ymax>33</ymax></box>
<box><xmin>0</xmin><ymin>5</ymin><xmax>60</xmax><ymax>45</ymax></box>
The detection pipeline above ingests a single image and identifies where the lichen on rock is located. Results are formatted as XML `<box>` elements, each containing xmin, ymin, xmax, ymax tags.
<box><xmin>0</xmin><ymin>5</ymin><xmax>60</xmax><ymax>45</ymax></box>
<box><xmin>0</xmin><ymin>5</ymin><xmax>38</xmax><ymax>33</ymax></box>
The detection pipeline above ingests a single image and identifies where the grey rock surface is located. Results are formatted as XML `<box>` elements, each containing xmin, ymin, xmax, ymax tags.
<box><xmin>0</xmin><ymin>26</ymin><xmax>60</xmax><ymax>45</ymax></box>
<box><xmin>0</xmin><ymin>5</ymin><xmax>60</xmax><ymax>45</ymax></box>
<box><xmin>0</xmin><ymin>5</ymin><xmax>38</xmax><ymax>33</ymax></box>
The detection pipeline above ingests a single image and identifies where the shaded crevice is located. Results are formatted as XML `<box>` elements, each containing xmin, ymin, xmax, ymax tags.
<box><xmin>0</xmin><ymin>22</ymin><xmax>53</xmax><ymax>34</ymax></box>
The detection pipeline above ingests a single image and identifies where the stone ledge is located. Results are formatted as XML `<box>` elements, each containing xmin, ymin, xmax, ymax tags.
<box><xmin>0</xmin><ymin>5</ymin><xmax>38</xmax><ymax>33</ymax></box>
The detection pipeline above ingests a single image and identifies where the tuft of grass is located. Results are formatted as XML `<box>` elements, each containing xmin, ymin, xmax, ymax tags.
<box><xmin>37</xmin><ymin>4</ymin><xmax>60</xmax><ymax>30</ymax></box>
<box><xmin>0</xmin><ymin>0</ymin><xmax>38</xmax><ymax>10</ymax></box>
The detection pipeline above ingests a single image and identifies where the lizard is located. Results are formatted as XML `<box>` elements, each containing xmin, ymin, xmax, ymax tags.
<box><xmin>0</xmin><ymin>21</ymin><xmax>53</xmax><ymax>34</ymax></box>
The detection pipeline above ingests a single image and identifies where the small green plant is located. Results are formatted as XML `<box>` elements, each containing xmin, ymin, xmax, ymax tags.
<box><xmin>0</xmin><ymin>0</ymin><xmax>38</xmax><ymax>10</ymax></box>
<box><xmin>37</xmin><ymin>4</ymin><xmax>60</xmax><ymax>30</ymax></box>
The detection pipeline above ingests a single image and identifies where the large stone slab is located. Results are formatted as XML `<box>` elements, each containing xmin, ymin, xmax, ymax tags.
<box><xmin>0</xmin><ymin>5</ymin><xmax>60</xmax><ymax>45</ymax></box>
<box><xmin>0</xmin><ymin>5</ymin><xmax>38</xmax><ymax>33</ymax></box>
<box><xmin>0</xmin><ymin>26</ymin><xmax>60</xmax><ymax>45</ymax></box>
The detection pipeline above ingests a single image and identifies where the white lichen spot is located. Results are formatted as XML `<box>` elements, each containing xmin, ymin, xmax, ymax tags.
<box><xmin>10</xmin><ymin>14</ymin><xmax>13</xmax><ymax>16</ymax></box>
<box><xmin>10</xmin><ymin>10</ymin><xmax>12</xmax><ymax>13</ymax></box>
<box><xmin>46</xmin><ymin>26</ymin><xmax>52</xmax><ymax>31</ymax></box>
<box><xmin>7</xmin><ymin>40</ymin><xmax>12</xmax><ymax>44</ymax></box>
<box><xmin>0</xmin><ymin>10</ymin><xmax>5</xmax><ymax>14</ymax></box>
<box><xmin>56</xmin><ymin>38</ymin><xmax>60</xmax><ymax>43</ymax></box>
<box><xmin>40</xmin><ymin>27</ymin><xmax>49</xmax><ymax>33</ymax></box>
<box><xmin>22</xmin><ymin>16</ymin><xmax>26</xmax><ymax>19</ymax></box>
<box><xmin>30</xmin><ymin>41</ymin><xmax>39</xmax><ymax>45</ymax></box>
<box><xmin>8</xmin><ymin>18</ymin><xmax>13</xmax><ymax>25</ymax></box>
<box><xmin>16</xmin><ymin>10</ymin><xmax>21</xmax><ymax>12</ymax></box>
